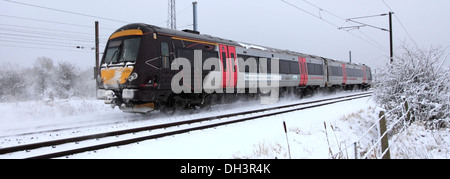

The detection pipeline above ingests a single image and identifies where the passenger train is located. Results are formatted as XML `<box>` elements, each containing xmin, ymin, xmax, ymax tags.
<box><xmin>96</xmin><ymin>23</ymin><xmax>372</xmax><ymax>113</ymax></box>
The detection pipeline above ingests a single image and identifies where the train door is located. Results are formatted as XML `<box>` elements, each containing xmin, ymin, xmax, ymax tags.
<box><xmin>219</xmin><ymin>44</ymin><xmax>237</xmax><ymax>88</ymax></box>
<box><xmin>342</xmin><ymin>64</ymin><xmax>347</xmax><ymax>85</ymax></box>
<box><xmin>362</xmin><ymin>66</ymin><xmax>367</xmax><ymax>83</ymax></box>
<box><xmin>324</xmin><ymin>60</ymin><xmax>330</xmax><ymax>87</ymax></box>
<box><xmin>158</xmin><ymin>35</ymin><xmax>174</xmax><ymax>90</ymax></box>
<box><xmin>298</xmin><ymin>57</ymin><xmax>308</xmax><ymax>86</ymax></box>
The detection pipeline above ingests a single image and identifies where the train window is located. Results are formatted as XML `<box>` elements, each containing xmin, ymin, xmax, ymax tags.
<box><xmin>259</xmin><ymin>58</ymin><xmax>267</xmax><ymax>73</ymax></box>
<box><xmin>307</xmin><ymin>63</ymin><xmax>315</xmax><ymax>75</ymax></box>
<box><xmin>331</xmin><ymin>66</ymin><xmax>343</xmax><ymax>76</ymax></box>
<box><xmin>349</xmin><ymin>68</ymin><xmax>355</xmax><ymax>77</ymax></box>
<box><xmin>238</xmin><ymin>55</ymin><xmax>258</xmax><ymax>73</ymax></box>
<box><xmin>289</xmin><ymin>61</ymin><xmax>299</xmax><ymax>74</ymax></box>
<box><xmin>222</xmin><ymin>52</ymin><xmax>227</xmax><ymax>72</ymax></box>
<box><xmin>352</xmin><ymin>69</ymin><xmax>360</xmax><ymax>77</ymax></box>
<box><xmin>202</xmin><ymin>51</ymin><xmax>219</xmax><ymax>71</ymax></box>
<box><xmin>120</xmin><ymin>38</ymin><xmax>141</xmax><ymax>62</ymax></box>
<box><xmin>104</xmin><ymin>40</ymin><xmax>121</xmax><ymax>64</ymax></box>
<box><xmin>315</xmin><ymin>64</ymin><xmax>324</xmax><ymax>75</ymax></box>
<box><xmin>255</xmin><ymin>58</ymin><xmax>259</xmax><ymax>73</ymax></box>
<box><xmin>161</xmin><ymin>42</ymin><xmax>170</xmax><ymax>69</ymax></box>
<box><xmin>280</xmin><ymin>60</ymin><xmax>290</xmax><ymax>74</ymax></box>
<box><xmin>230</xmin><ymin>53</ymin><xmax>236</xmax><ymax>72</ymax></box>
<box><xmin>258</xmin><ymin>58</ymin><xmax>272</xmax><ymax>74</ymax></box>
<box><xmin>237</xmin><ymin>55</ymin><xmax>246</xmax><ymax>72</ymax></box>
<box><xmin>307</xmin><ymin>63</ymin><xmax>323</xmax><ymax>76</ymax></box>
<box><xmin>202</xmin><ymin>51</ymin><xmax>218</xmax><ymax>62</ymax></box>
<box><xmin>366</xmin><ymin>68</ymin><xmax>372</xmax><ymax>80</ymax></box>
<box><xmin>357</xmin><ymin>69</ymin><xmax>363</xmax><ymax>77</ymax></box>
<box><xmin>355</xmin><ymin>69</ymin><xmax>360</xmax><ymax>77</ymax></box>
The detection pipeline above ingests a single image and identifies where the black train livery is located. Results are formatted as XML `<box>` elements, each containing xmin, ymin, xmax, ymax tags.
<box><xmin>97</xmin><ymin>23</ymin><xmax>372</xmax><ymax>113</ymax></box>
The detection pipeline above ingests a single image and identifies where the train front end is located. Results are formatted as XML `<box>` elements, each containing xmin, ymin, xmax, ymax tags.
<box><xmin>97</xmin><ymin>24</ymin><xmax>159</xmax><ymax>113</ymax></box>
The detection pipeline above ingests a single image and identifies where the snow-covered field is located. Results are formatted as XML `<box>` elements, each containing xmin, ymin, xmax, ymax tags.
<box><xmin>0</xmin><ymin>91</ymin><xmax>448</xmax><ymax>159</ymax></box>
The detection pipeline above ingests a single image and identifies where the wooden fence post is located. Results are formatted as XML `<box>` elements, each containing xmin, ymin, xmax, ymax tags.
<box><xmin>379</xmin><ymin>111</ymin><xmax>391</xmax><ymax>159</ymax></box>
<box><xmin>404</xmin><ymin>100</ymin><xmax>411</xmax><ymax>122</ymax></box>
<box><xmin>404</xmin><ymin>99</ymin><xmax>416</xmax><ymax>124</ymax></box>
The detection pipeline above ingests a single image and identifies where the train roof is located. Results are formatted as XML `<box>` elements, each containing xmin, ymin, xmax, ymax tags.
<box><xmin>114</xmin><ymin>23</ymin><xmax>369</xmax><ymax>67</ymax></box>
<box><xmin>114</xmin><ymin>23</ymin><xmax>241</xmax><ymax>46</ymax></box>
<box><xmin>115</xmin><ymin>23</ymin><xmax>308</xmax><ymax>56</ymax></box>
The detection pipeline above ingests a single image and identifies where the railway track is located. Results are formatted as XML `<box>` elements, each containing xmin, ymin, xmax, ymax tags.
<box><xmin>0</xmin><ymin>91</ymin><xmax>372</xmax><ymax>159</ymax></box>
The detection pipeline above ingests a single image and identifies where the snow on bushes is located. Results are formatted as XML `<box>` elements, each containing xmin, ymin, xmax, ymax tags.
<box><xmin>374</xmin><ymin>46</ymin><xmax>450</xmax><ymax>129</ymax></box>
<box><xmin>0</xmin><ymin>57</ymin><xmax>95</xmax><ymax>102</ymax></box>
<box><xmin>0</xmin><ymin>63</ymin><xmax>27</xmax><ymax>101</ymax></box>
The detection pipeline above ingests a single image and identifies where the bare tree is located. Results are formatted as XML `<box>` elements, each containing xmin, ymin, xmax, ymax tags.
<box><xmin>54</xmin><ymin>61</ymin><xmax>78</xmax><ymax>99</ymax></box>
<box><xmin>32</xmin><ymin>57</ymin><xmax>55</xmax><ymax>99</ymax></box>
<box><xmin>1</xmin><ymin>57</ymin><xmax>96</xmax><ymax>102</ymax></box>
<box><xmin>0</xmin><ymin>63</ymin><xmax>26</xmax><ymax>102</ymax></box>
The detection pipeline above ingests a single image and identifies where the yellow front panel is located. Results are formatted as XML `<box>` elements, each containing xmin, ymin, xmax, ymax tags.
<box><xmin>101</xmin><ymin>67</ymin><xmax>134</xmax><ymax>85</ymax></box>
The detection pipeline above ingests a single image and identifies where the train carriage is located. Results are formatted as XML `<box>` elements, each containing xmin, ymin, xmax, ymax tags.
<box><xmin>97</xmin><ymin>23</ymin><xmax>372</xmax><ymax>113</ymax></box>
<box><xmin>363</xmin><ymin>64</ymin><xmax>373</xmax><ymax>88</ymax></box>
<box><xmin>304</xmin><ymin>56</ymin><xmax>327</xmax><ymax>88</ymax></box>
<box><xmin>325</xmin><ymin>58</ymin><xmax>346</xmax><ymax>87</ymax></box>
<box><xmin>345</xmin><ymin>63</ymin><xmax>364</xmax><ymax>85</ymax></box>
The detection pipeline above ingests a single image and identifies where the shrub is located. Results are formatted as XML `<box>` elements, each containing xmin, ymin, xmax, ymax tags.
<box><xmin>374</xmin><ymin>46</ymin><xmax>450</xmax><ymax>129</ymax></box>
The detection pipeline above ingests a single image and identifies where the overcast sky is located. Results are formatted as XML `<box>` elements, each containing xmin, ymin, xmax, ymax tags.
<box><xmin>1</xmin><ymin>0</ymin><xmax>449</xmax><ymax>69</ymax></box>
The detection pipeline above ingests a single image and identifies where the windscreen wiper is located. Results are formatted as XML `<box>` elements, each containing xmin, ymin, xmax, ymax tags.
<box><xmin>108</xmin><ymin>50</ymin><xmax>119</xmax><ymax>66</ymax></box>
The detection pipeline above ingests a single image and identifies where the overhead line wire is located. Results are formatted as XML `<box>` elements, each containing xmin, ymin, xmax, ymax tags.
<box><xmin>0</xmin><ymin>28</ymin><xmax>109</xmax><ymax>44</ymax></box>
<box><xmin>280</xmin><ymin>0</ymin><xmax>340</xmax><ymax>28</ymax></box>
<box><xmin>0</xmin><ymin>44</ymin><xmax>94</xmax><ymax>53</ymax></box>
<box><xmin>302</xmin><ymin>0</ymin><xmax>346</xmax><ymax>21</ymax></box>
<box><xmin>380</xmin><ymin>0</ymin><xmax>420</xmax><ymax>49</ymax></box>
<box><xmin>0</xmin><ymin>39</ymin><xmax>86</xmax><ymax>48</ymax></box>
<box><xmin>0</xmin><ymin>23</ymin><xmax>110</xmax><ymax>37</ymax></box>
<box><xmin>0</xmin><ymin>27</ymin><xmax>94</xmax><ymax>40</ymax></box>
<box><xmin>4</xmin><ymin>0</ymin><xmax>130</xmax><ymax>24</ymax></box>
<box><xmin>1</xmin><ymin>35</ymin><xmax>92</xmax><ymax>46</ymax></box>
<box><xmin>0</xmin><ymin>34</ymin><xmax>105</xmax><ymax>49</ymax></box>
<box><xmin>302</xmin><ymin>0</ymin><xmax>388</xmax><ymax>51</ymax></box>
<box><xmin>0</xmin><ymin>14</ymin><xmax>91</xmax><ymax>28</ymax></box>
<box><xmin>281</xmin><ymin>0</ymin><xmax>388</xmax><ymax>53</ymax></box>
<box><xmin>0</xmin><ymin>14</ymin><xmax>115</xmax><ymax>30</ymax></box>
<box><xmin>0</xmin><ymin>32</ymin><xmax>105</xmax><ymax>44</ymax></box>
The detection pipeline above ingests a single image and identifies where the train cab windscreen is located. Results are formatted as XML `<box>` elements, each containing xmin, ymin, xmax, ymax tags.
<box><xmin>103</xmin><ymin>37</ymin><xmax>141</xmax><ymax>64</ymax></box>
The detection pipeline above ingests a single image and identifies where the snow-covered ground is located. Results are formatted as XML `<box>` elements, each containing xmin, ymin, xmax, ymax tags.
<box><xmin>0</xmin><ymin>91</ymin><xmax>448</xmax><ymax>159</ymax></box>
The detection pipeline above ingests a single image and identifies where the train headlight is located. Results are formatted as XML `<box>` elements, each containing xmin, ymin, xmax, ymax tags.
<box><xmin>128</xmin><ymin>72</ymin><xmax>138</xmax><ymax>82</ymax></box>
